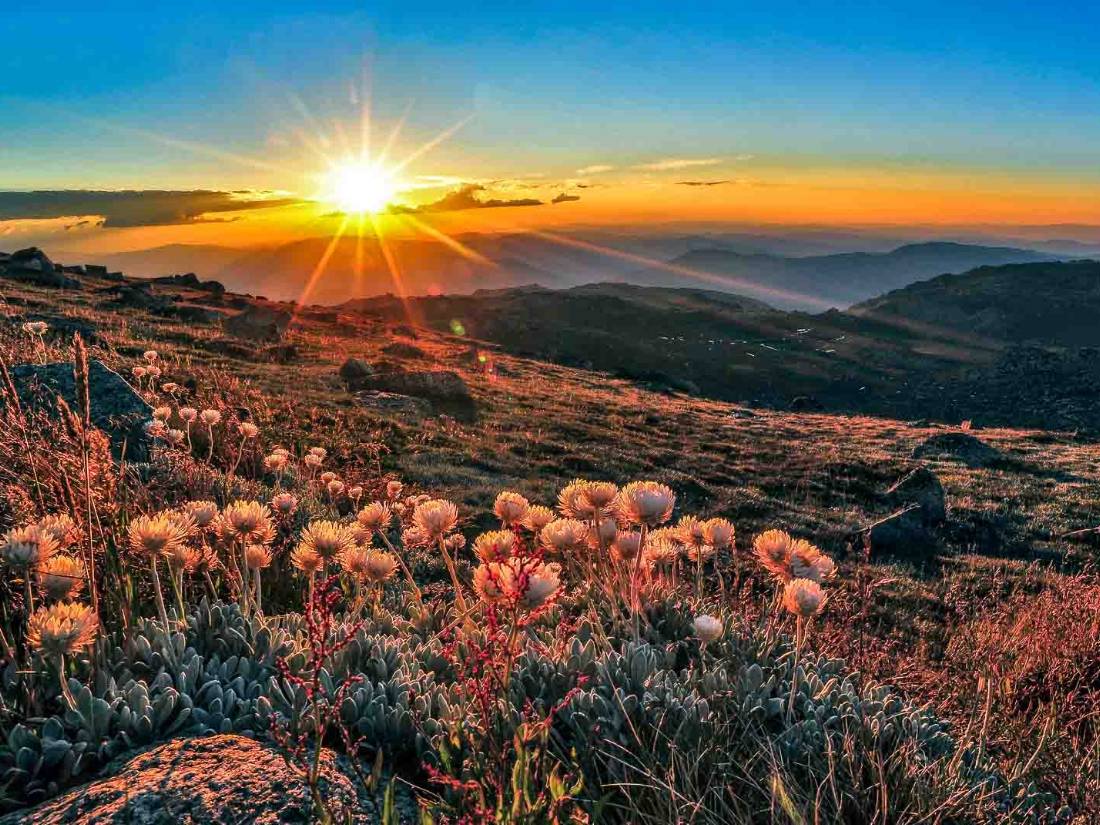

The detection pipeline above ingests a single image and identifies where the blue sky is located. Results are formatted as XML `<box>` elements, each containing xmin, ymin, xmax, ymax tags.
<box><xmin>1</xmin><ymin>2</ymin><xmax>1099</xmax><ymax>229</ymax></box>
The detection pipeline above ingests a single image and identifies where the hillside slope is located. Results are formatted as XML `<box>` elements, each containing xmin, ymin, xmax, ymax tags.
<box><xmin>851</xmin><ymin>259</ymin><xmax>1100</xmax><ymax>346</ymax></box>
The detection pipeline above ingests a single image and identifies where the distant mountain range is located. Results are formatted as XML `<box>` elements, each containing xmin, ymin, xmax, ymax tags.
<box><xmin>342</xmin><ymin>260</ymin><xmax>1100</xmax><ymax>431</ymax></box>
<box><xmin>96</xmin><ymin>232</ymin><xmax>1074</xmax><ymax>310</ymax></box>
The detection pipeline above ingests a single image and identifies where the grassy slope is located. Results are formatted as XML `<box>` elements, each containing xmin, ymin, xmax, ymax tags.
<box><xmin>2</xmin><ymin>267</ymin><xmax>1098</xmax><ymax>812</ymax></box>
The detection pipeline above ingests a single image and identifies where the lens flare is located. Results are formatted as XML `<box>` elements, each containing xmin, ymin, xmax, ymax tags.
<box><xmin>324</xmin><ymin>160</ymin><xmax>398</xmax><ymax>214</ymax></box>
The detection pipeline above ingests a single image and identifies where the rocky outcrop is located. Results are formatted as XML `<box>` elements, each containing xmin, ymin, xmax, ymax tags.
<box><xmin>354</xmin><ymin>390</ymin><xmax>432</xmax><ymax>419</ymax></box>
<box><xmin>1</xmin><ymin>248</ymin><xmax>81</xmax><ymax>289</ymax></box>
<box><xmin>0</xmin><ymin>735</ymin><xmax>379</xmax><ymax>824</ymax></box>
<box><xmin>103</xmin><ymin>282</ymin><xmax>173</xmax><ymax>313</ymax></box>
<box><xmin>151</xmin><ymin>272</ymin><xmax>226</xmax><ymax>294</ymax></box>
<box><xmin>912</xmin><ymin>432</ymin><xmax>1001</xmax><ymax>468</ymax></box>
<box><xmin>224</xmin><ymin>305</ymin><xmax>292</xmax><ymax>342</ymax></box>
<box><xmin>9</xmin><ymin>360</ymin><xmax>151</xmax><ymax>461</ymax></box>
<box><xmin>884</xmin><ymin>466</ymin><xmax>946</xmax><ymax>524</ymax></box>
<box><xmin>340</xmin><ymin>361</ymin><xmax>475</xmax><ymax>421</ymax></box>
<box><xmin>381</xmin><ymin>341</ymin><xmax>427</xmax><ymax>360</ymax></box>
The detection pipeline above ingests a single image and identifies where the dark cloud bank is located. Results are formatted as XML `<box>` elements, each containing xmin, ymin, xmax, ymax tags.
<box><xmin>0</xmin><ymin>190</ymin><xmax>299</xmax><ymax>228</ymax></box>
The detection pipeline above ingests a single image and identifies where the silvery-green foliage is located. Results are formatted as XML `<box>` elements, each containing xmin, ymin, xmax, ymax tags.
<box><xmin>0</xmin><ymin>600</ymin><xmax>1061</xmax><ymax>820</ymax></box>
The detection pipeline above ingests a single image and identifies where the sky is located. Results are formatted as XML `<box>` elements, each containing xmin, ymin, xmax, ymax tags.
<box><xmin>2</xmin><ymin>1</ymin><xmax>1100</xmax><ymax>253</ymax></box>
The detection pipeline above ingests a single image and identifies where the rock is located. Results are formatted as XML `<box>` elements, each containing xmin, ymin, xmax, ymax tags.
<box><xmin>2</xmin><ymin>247</ymin><xmax>81</xmax><ymax>289</ymax></box>
<box><xmin>224</xmin><ymin>305</ymin><xmax>292</xmax><ymax>342</ymax></box>
<box><xmin>381</xmin><ymin>341</ymin><xmax>427</xmax><ymax>360</ymax></box>
<box><xmin>83</xmin><ymin>264</ymin><xmax>109</xmax><ymax>278</ymax></box>
<box><xmin>339</xmin><ymin>358</ymin><xmax>375</xmax><ymax>387</ymax></box>
<box><xmin>884</xmin><ymin>466</ymin><xmax>946</xmax><ymax>524</ymax></box>
<box><xmin>912</xmin><ymin>432</ymin><xmax>1001</xmax><ymax>468</ymax></box>
<box><xmin>341</xmin><ymin>362</ymin><xmax>475</xmax><ymax>421</ymax></box>
<box><xmin>168</xmin><ymin>304</ymin><xmax>226</xmax><ymax>324</ymax></box>
<box><xmin>867</xmin><ymin>507</ymin><xmax>939</xmax><ymax>562</ymax></box>
<box><xmin>0</xmin><ymin>735</ymin><xmax>379</xmax><ymax>824</ymax></box>
<box><xmin>8</xmin><ymin>247</ymin><xmax>55</xmax><ymax>274</ymax></box>
<box><xmin>354</xmin><ymin>390</ymin><xmax>432</xmax><ymax>419</ymax></box>
<box><xmin>790</xmin><ymin>396</ymin><xmax>825</xmax><ymax>412</ymax></box>
<box><xmin>9</xmin><ymin>360</ymin><xmax>151</xmax><ymax>461</ymax></box>
<box><xmin>262</xmin><ymin>343</ymin><xmax>299</xmax><ymax>364</ymax></box>
<box><xmin>152</xmin><ymin>273</ymin><xmax>226</xmax><ymax>295</ymax></box>
<box><xmin>104</xmin><ymin>283</ymin><xmax>172</xmax><ymax>312</ymax></box>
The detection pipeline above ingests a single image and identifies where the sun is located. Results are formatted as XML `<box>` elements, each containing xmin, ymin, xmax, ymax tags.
<box><xmin>324</xmin><ymin>159</ymin><xmax>400</xmax><ymax>214</ymax></box>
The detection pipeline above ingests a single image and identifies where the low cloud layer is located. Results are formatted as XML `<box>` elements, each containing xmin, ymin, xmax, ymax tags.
<box><xmin>389</xmin><ymin>184</ymin><xmax>578</xmax><ymax>214</ymax></box>
<box><xmin>0</xmin><ymin>190</ymin><xmax>300</xmax><ymax>228</ymax></box>
<box><xmin>635</xmin><ymin>157</ymin><xmax>722</xmax><ymax>172</ymax></box>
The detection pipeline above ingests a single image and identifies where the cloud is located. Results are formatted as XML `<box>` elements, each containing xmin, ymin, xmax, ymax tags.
<box><xmin>388</xmin><ymin>184</ymin><xmax>543</xmax><ymax>214</ymax></box>
<box><xmin>0</xmin><ymin>190</ymin><xmax>301</xmax><ymax>228</ymax></box>
<box><xmin>677</xmin><ymin>180</ymin><xmax>733</xmax><ymax>187</ymax></box>
<box><xmin>634</xmin><ymin>157</ymin><xmax>723</xmax><ymax>171</ymax></box>
<box><xmin>576</xmin><ymin>164</ymin><xmax>615</xmax><ymax>175</ymax></box>
<box><xmin>551</xmin><ymin>192</ymin><xmax>581</xmax><ymax>204</ymax></box>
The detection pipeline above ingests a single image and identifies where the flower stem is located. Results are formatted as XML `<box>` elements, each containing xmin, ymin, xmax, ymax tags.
<box><xmin>150</xmin><ymin>556</ymin><xmax>170</xmax><ymax>627</ymax></box>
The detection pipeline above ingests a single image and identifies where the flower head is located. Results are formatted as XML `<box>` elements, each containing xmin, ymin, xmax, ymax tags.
<box><xmin>362</xmin><ymin>550</ymin><xmax>398</xmax><ymax>583</ymax></box>
<box><xmin>27</xmin><ymin>602</ymin><xmax>98</xmax><ymax>657</ymax></box>
<box><xmin>38</xmin><ymin>555</ymin><xmax>86</xmax><ymax>601</ymax></box>
<box><xmin>303</xmin><ymin>453</ymin><xmax>323</xmax><ymax>469</ymax></box>
<box><xmin>703</xmin><ymin>518</ymin><xmax>735</xmax><ymax>550</ymax></box>
<box><xmin>320</xmin><ymin>471</ymin><xmax>337</xmax><ymax>485</ymax></box>
<box><xmin>308</xmin><ymin>446</ymin><xmax>327</xmax><ymax>460</ymax></box>
<box><xmin>356</xmin><ymin>502</ymin><xmax>392</xmax><ymax>531</ymax></box>
<box><xmin>539</xmin><ymin>518</ymin><xmax>588</xmax><ymax>555</ymax></box>
<box><xmin>183</xmin><ymin>500</ymin><xmax>219</xmax><ymax>529</ymax></box>
<box><xmin>1</xmin><ymin>526</ymin><xmax>57</xmax><ymax>568</ymax></box>
<box><xmin>677</xmin><ymin>516</ymin><xmax>707</xmax><ymax>548</ymax></box>
<box><xmin>521</xmin><ymin>505</ymin><xmax>555</xmax><ymax>533</ymax></box>
<box><xmin>179</xmin><ymin>406</ymin><xmax>198</xmax><ymax>423</ymax></box>
<box><xmin>783</xmin><ymin>578</ymin><xmax>825</xmax><ymax>618</ymax></box>
<box><xmin>473</xmin><ymin>530</ymin><xmax>516</xmax><ymax>563</ymax></box>
<box><xmin>493</xmin><ymin>491</ymin><xmax>530</xmax><ymax>527</ymax></box>
<box><xmin>290</xmin><ymin>543</ymin><xmax>323</xmax><ymax>575</ymax></box>
<box><xmin>22</xmin><ymin>320</ymin><xmax>49</xmax><ymax>335</ymax></box>
<box><xmin>579</xmin><ymin>482</ymin><xmax>619</xmax><ymax>516</ymax></box>
<box><xmin>297</xmin><ymin>520</ymin><xmax>355</xmax><ymax>561</ymax></box>
<box><xmin>271</xmin><ymin>493</ymin><xmax>299</xmax><ymax>517</ymax></box>
<box><xmin>473</xmin><ymin>558</ymin><xmax>560</xmax><ymax>610</ymax></box>
<box><xmin>244</xmin><ymin>543</ymin><xmax>273</xmax><ymax>570</ymax></box>
<box><xmin>199</xmin><ymin>409</ymin><xmax>221</xmax><ymax>426</ymax></box>
<box><xmin>587</xmin><ymin>516</ymin><xmax>619</xmax><ymax>549</ymax></box>
<box><xmin>616</xmin><ymin>481</ymin><xmax>676</xmax><ymax>526</ymax></box>
<box><xmin>132</xmin><ymin>366</ymin><xmax>147</xmax><ymax>380</ymax></box>
<box><xmin>215</xmin><ymin>501</ymin><xmax>275</xmax><ymax>545</ymax></box>
<box><xmin>264</xmin><ymin>453</ymin><xmax>289</xmax><ymax>472</ymax></box>
<box><xmin>789</xmin><ymin>539</ymin><xmax>837</xmax><ymax>583</ymax></box>
<box><xmin>693</xmin><ymin>614</ymin><xmax>723</xmax><ymax>642</ymax></box>
<box><xmin>129</xmin><ymin>512</ymin><xmax>192</xmax><ymax>557</ymax></box>
<box><xmin>412</xmin><ymin>499</ymin><xmax>459</xmax><ymax>540</ymax></box>
<box><xmin>239</xmin><ymin>421</ymin><xmax>260</xmax><ymax>438</ymax></box>
<box><xmin>753</xmin><ymin>529</ymin><xmax>794</xmax><ymax>581</ymax></box>
<box><xmin>152</xmin><ymin>406</ymin><xmax>171</xmax><ymax>421</ymax></box>
<box><xmin>385</xmin><ymin>480</ymin><xmax>403</xmax><ymax>499</ymax></box>
<box><xmin>143</xmin><ymin>350</ymin><xmax>158</xmax><ymax>363</ymax></box>
<box><xmin>326</xmin><ymin>480</ymin><xmax>345</xmax><ymax>498</ymax></box>
<box><xmin>610</xmin><ymin>530</ymin><xmax>644</xmax><ymax>561</ymax></box>
<box><xmin>36</xmin><ymin>513</ymin><xmax>78</xmax><ymax>548</ymax></box>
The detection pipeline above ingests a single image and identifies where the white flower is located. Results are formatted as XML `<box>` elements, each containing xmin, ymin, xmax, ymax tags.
<box><xmin>693</xmin><ymin>614</ymin><xmax>723</xmax><ymax>642</ymax></box>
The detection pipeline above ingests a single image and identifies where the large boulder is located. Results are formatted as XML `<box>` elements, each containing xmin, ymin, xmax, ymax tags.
<box><xmin>340</xmin><ymin>362</ymin><xmax>475</xmax><ymax>421</ymax></box>
<box><xmin>339</xmin><ymin>358</ymin><xmax>375</xmax><ymax>387</ymax></box>
<box><xmin>884</xmin><ymin>466</ymin><xmax>946</xmax><ymax>524</ymax></box>
<box><xmin>0</xmin><ymin>735</ymin><xmax>382</xmax><ymax>824</ymax></box>
<box><xmin>354</xmin><ymin>390</ymin><xmax>432</xmax><ymax>419</ymax></box>
<box><xmin>2</xmin><ymin>248</ymin><xmax>81</xmax><ymax>289</ymax></box>
<box><xmin>865</xmin><ymin>466</ymin><xmax>949</xmax><ymax>562</ymax></box>
<box><xmin>224</xmin><ymin>305</ymin><xmax>292</xmax><ymax>342</ymax></box>
<box><xmin>912</xmin><ymin>432</ymin><xmax>1001</xmax><ymax>468</ymax></box>
<box><xmin>9</xmin><ymin>360</ymin><xmax>151</xmax><ymax>461</ymax></box>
